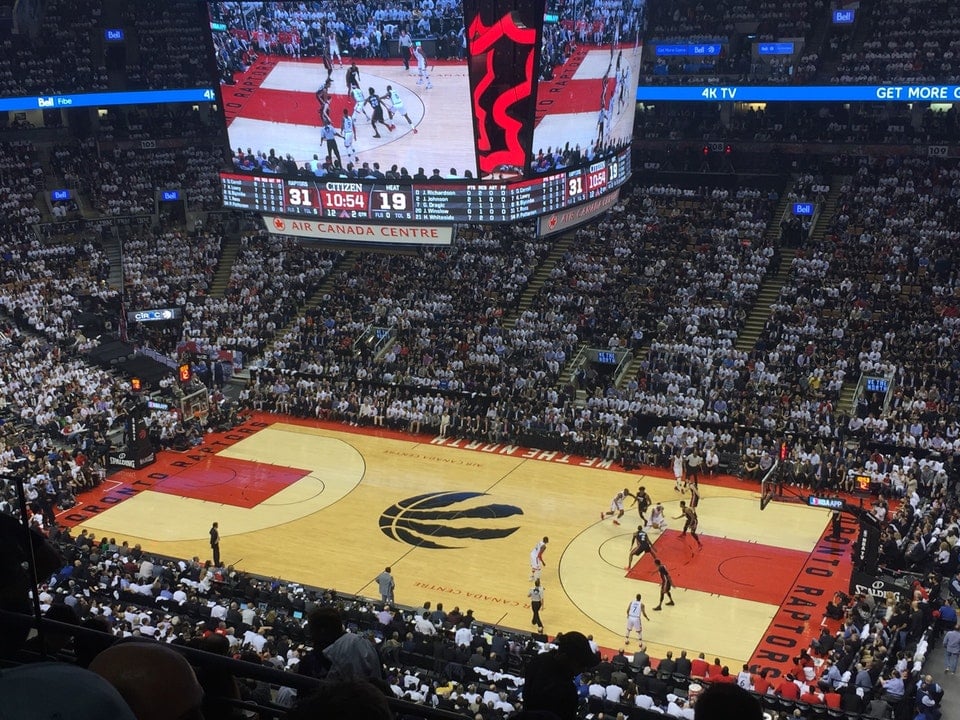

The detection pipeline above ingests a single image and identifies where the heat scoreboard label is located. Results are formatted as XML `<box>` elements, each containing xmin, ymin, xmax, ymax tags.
<box><xmin>220</xmin><ymin>150</ymin><xmax>629</xmax><ymax>224</ymax></box>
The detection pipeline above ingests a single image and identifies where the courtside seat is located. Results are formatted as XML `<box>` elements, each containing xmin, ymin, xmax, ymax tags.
<box><xmin>778</xmin><ymin>698</ymin><xmax>798</xmax><ymax>715</ymax></box>
<box><xmin>809</xmin><ymin>704</ymin><xmax>829</xmax><ymax>720</ymax></box>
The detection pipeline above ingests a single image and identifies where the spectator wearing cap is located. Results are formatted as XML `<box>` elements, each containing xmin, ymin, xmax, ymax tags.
<box><xmin>775</xmin><ymin>673</ymin><xmax>801</xmax><ymax>700</ymax></box>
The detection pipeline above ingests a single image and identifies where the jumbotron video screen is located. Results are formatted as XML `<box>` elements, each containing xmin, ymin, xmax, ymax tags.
<box><xmin>207</xmin><ymin>0</ymin><xmax>643</xmax><ymax>225</ymax></box>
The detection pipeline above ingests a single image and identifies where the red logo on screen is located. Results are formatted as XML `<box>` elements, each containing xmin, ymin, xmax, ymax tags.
<box><xmin>468</xmin><ymin>12</ymin><xmax>537</xmax><ymax>174</ymax></box>
<box><xmin>272</xmin><ymin>217</ymin><xmax>286</xmax><ymax>231</ymax></box>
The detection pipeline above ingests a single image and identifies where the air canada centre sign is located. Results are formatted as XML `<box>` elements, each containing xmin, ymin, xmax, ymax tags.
<box><xmin>263</xmin><ymin>216</ymin><xmax>453</xmax><ymax>246</ymax></box>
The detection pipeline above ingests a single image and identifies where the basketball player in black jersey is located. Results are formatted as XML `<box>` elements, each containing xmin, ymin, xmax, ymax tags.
<box><xmin>363</xmin><ymin>87</ymin><xmax>393</xmax><ymax>138</ymax></box>
<box><xmin>652</xmin><ymin>559</ymin><xmax>675</xmax><ymax>611</ymax></box>
<box><xmin>345</xmin><ymin>61</ymin><xmax>361</xmax><ymax>92</ymax></box>
<box><xmin>633</xmin><ymin>485</ymin><xmax>652</xmax><ymax>523</ymax></box>
<box><xmin>315</xmin><ymin>79</ymin><xmax>333</xmax><ymax>125</ymax></box>
<box><xmin>626</xmin><ymin>524</ymin><xmax>658</xmax><ymax>570</ymax></box>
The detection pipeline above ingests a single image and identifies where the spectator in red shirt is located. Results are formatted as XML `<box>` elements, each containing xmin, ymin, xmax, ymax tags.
<box><xmin>712</xmin><ymin>666</ymin><xmax>737</xmax><ymax>684</ymax></box>
<box><xmin>752</xmin><ymin>669</ymin><xmax>772</xmax><ymax>695</ymax></box>
<box><xmin>690</xmin><ymin>652</ymin><xmax>710</xmax><ymax>679</ymax></box>
<box><xmin>800</xmin><ymin>689</ymin><xmax>822</xmax><ymax>705</ymax></box>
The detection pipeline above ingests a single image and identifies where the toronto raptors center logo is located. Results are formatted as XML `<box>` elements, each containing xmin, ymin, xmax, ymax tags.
<box><xmin>380</xmin><ymin>491</ymin><xmax>523</xmax><ymax>549</ymax></box>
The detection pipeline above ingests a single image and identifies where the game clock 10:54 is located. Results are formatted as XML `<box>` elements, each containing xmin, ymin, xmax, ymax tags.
<box><xmin>318</xmin><ymin>187</ymin><xmax>367</xmax><ymax>217</ymax></box>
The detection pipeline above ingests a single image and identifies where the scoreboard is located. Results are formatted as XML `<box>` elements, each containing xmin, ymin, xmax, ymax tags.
<box><xmin>220</xmin><ymin>149</ymin><xmax>630</xmax><ymax>224</ymax></box>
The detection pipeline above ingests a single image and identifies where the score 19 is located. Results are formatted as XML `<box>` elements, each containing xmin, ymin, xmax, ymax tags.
<box><xmin>371</xmin><ymin>189</ymin><xmax>410</xmax><ymax>212</ymax></box>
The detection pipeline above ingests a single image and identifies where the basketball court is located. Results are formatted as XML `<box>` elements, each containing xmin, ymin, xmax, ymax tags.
<box><xmin>222</xmin><ymin>55</ymin><xmax>475</xmax><ymax>174</ymax></box>
<box><xmin>65</xmin><ymin>413</ymin><xmax>856</xmax><ymax>676</ymax></box>
<box><xmin>219</xmin><ymin>40</ymin><xmax>643</xmax><ymax>177</ymax></box>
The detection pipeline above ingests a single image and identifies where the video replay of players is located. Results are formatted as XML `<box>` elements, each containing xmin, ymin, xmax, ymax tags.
<box><xmin>533</xmin><ymin>0</ymin><xmax>644</xmax><ymax>174</ymax></box>
<box><xmin>208</xmin><ymin>0</ymin><xmax>644</xmax><ymax>181</ymax></box>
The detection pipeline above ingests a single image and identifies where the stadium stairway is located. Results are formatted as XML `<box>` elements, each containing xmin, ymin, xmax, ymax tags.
<box><xmin>226</xmin><ymin>251</ymin><xmax>359</xmax><ymax>389</ymax></box>
<box><xmin>733</xmin><ymin>185</ymin><xmax>797</xmax><ymax>354</ymax></box>
<box><xmin>615</xmin><ymin>338</ymin><xmax>652</xmax><ymax>392</ymax></box>
<box><xmin>501</xmin><ymin>230</ymin><xmax>578</xmax><ymax>332</ymax></box>
<box><xmin>735</xmin><ymin>246</ymin><xmax>797</xmax><ymax>354</ymax></box>
<box><xmin>207</xmin><ymin>234</ymin><xmax>242</xmax><ymax>297</ymax></box>
<box><xmin>808</xmin><ymin>179</ymin><xmax>846</xmax><ymax>242</ymax></box>
<box><xmin>501</xmin><ymin>229</ymin><xmax>584</xmax><ymax>397</ymax></box>
<box><xmin>103</xmin><ymin>232</ymin><xmax>123</xmax><ymax>291</ymax></box>
<box><xmin>837</xmin><ymin>377</ymin><xmax>858</xmax><ymax>416</ymax></box>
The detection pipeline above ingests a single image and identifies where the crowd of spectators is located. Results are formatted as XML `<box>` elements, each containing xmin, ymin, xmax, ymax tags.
<box><xmin>0</xmin><ymin>141</ymin><xmax>43</xmax><ymax>229</ymax></box>
<box><xmin>641</xmin><ymin>0</ymin><xmax>818</xmax><ymax>84</ymax></box>
<box><xmin>0</xmin><ymin>232</ymin><xmax>113</xmax><ymax>343</ymax></box>
<box><xmin>0</xmin><ymin>325</ymin><xmax>117</xmax><ymax>529</ymax></box>
<box><xmin>121</xmin><ymin>0</ymin><xmax>212</xmax><ymax>90</ymax></box>
<box><xmin>123</xmin><ymin>226</ymin><xmax>222</xmax><ymax>311</ymax></box>
<box><xmin>83</xmin><ymin>143</ymin><xmax>223</xmax><ymax>216</ymax></box>
<box><xmin>830</xmin><ymin>0</ymin><xmax>960</xmax><ymax>85</ymax></box>
<box><xmin>0</xmin><ymin>0</ymin><xmax>108</xmax><ymax>96</ymax></box>
<box><xmin>634</xmin><ymin>103</ymin><xmax>960</xmax><ymax>150</ymax></box>
<box><xmin>180</xmin><ymin>228</ymin><xmax>343</xmax><ymax>358</ymax></box>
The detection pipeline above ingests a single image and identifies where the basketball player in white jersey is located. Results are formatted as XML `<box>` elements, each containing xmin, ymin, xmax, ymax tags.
<box><xmin>617</xmin><ymin>51</ymin><xmax>631</xmax><ymax>114</ymax></box>
<box><xmin>673</xmin><ymin>452</ymin><xmax>686</xmax><ymax>493</ymax></box>
<box><xmin>412</xmin><ymin>42</ymin><xmax>432</xmax><ymax>89</ymax></box>
<box><xmin>647</xmin><ymin>502</ymin><xmax>667</xmax><ymax>531</ymax></box>
<box><xmin>529</xmin><ymin>536</ymin><xmax>548</xmax><ymax>580</ymax></box>
<box><xmin>340</xmin><ymin>109</ymin><xmax>357</xmax><ymax>162</ymax></box>
<box><xmin>381</xmin><ymin>85</ymin><xmax>417</xmax><ymax>133</ymax></box>
<box><xmin>328</xmin><ymin>31</ymin><xmax>343</xmax><ymax>66</ymax></box>
<box><xmin>624</xmin><ymin>592</ymin><xmax>650</xmax><ymax>645</ymax></box>
<box><xmin>350</xmin><ymin>85</ymin><xmax>368</xmax><ymax>120</ymax></box>
<box><xmin>601</xmin><ymin>488</ymin><xmax>629</xmax><ymax>525</ymax></box>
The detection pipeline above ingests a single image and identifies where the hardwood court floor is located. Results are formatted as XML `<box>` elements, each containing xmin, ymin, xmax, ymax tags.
<box><xmin>71</xmin><ymin>414</ymin><xmax>840</xmax><ymax>670</ymax></box>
